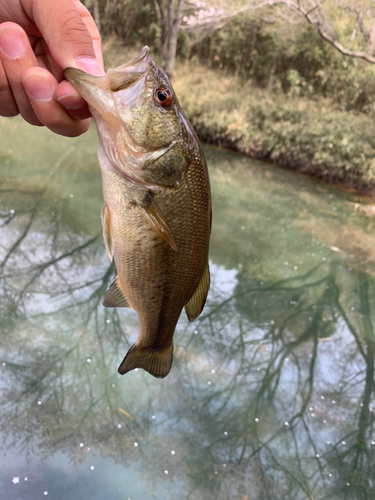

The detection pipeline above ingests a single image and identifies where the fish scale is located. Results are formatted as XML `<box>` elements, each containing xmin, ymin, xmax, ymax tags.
<box><xmin>110</xmin><ymin>156</ymin><xmax>210</xmax><ymax>339</ymax></box>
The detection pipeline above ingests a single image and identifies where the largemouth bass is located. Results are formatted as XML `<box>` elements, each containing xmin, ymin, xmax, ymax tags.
<box><xmin>65</xmin><ymin>47</ymin><xmax>211</xmax><ymax>378</ymax></box>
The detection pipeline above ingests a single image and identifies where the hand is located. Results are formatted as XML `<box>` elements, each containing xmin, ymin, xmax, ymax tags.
<box><xmin>0</xmin><ymin>0</ymin><xmax>104</xmax><ymax>137</ymax></box>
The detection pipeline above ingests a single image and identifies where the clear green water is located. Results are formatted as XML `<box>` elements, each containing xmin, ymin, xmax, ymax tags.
<box><xmin>1</xmin><ymin>116</ymin><xmax>375</xmax><ymax>500</ymax></box>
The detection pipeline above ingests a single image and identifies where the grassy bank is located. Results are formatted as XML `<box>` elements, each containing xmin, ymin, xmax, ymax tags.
<box><xmin>173</xmin><ymin>64</ymin><xmax>375</xmax><ymax>197</ymax></box>
<box><xmin>104</xmin><ymin>40</ymin><xmax>375</xmax><ymax>197</ymax></box>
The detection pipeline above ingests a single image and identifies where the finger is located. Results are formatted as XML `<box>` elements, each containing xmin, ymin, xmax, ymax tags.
<box><xmin>34</xmin><ymin>38</ymin><xmax>64</xmax><ymax>82</ymax></box>
<box><xmin>54</xmin><ymin>79</ymin><xmax>91</xmax><ymax>120</ymax></box>
<box><xmin>22</xmin><ymin>66</ymin><xmax>90</xmax><ymax>137</ymax></box>
<box><xmin>0</xmin><ymin>22</ymin><xmax>42</xmax><ymax>125</ymax></box>
<box><xmin>0</xmin><ymin>57</ymin><xmax>18</xmax><ymax>117</ymax></box>
<box><xmin>30</xmin><ymin>0</ymin><xmax>104</xmax><ymax>75</ymax></box>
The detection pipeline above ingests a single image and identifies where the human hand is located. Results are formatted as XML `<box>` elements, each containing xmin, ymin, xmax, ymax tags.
<box><xmin>0</xmin><ymin>0</ymin><xmax>104</xmax><ymax>137</ymax></box>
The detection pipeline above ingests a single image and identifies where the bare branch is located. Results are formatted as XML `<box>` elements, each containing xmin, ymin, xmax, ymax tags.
<box><xmin>268</xmin><ymin>0</ymin><xmax>375</xmax><ymax>64</ymax></box>
<box><xmin>345</xmin><ymin>6</ymin><xmax>370</xmax><ymax>43</ymax></box>
<box><xmin>181</xmin><ymin>0</ymin><xmax>269</xmax><ymax>35</ymax></box>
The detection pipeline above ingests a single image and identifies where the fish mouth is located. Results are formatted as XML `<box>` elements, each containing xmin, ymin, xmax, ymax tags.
<box><xmin>63</xmin><ymin>46</ymin><xmax>152</xmax><ymax>115</ymax></box>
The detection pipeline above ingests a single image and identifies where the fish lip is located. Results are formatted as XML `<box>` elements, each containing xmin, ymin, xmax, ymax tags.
<box><xmin>64</xmin><ymin>46</ymin><xmax>152</xmax><ymax>87</ymax></box>
<box><xmin>63</xmin><ymin>67</ymin><xmax>106</xmax><ymax>91</ymax></box>
<box><xmin>111</xmin><ymin>46</ymin><xmax>151</xmax><ymax>72</ymax></box>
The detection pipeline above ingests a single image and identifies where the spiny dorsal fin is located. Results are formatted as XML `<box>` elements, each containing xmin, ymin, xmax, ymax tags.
<box><xmin>103</xmin><ymin>276</ymin><xmax>131</xmax><ymax>308</ymax></box>
<box><xmin>101</xmin><ymin>204</ymin><xmax>114</xmax><ymax>261</ymax></box>
<box><xmin>185</xmin><ymin>261</ymin><xmax>210</xmax><ymax>322</ymax></box>
<box><xmin>118</xmin><ymin>343</ymin><xmax>173</xmax><ymax>379</ymax></box>
<box><xmin>136</xmin><ymin>193</ymin><xmax>177</xmax><ymax>252</ymax></box>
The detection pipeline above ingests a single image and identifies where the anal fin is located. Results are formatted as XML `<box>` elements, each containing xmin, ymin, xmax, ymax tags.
<box><xmin>103</xmin><ymin>275</ymin><xmax>131</xmax><ymax>308</ymax></box>
<box><xmin>118</xmin><ymin>342</ymin><xmax>173</xmax><ymax>379</ymax></box>
<box><xmin>101</xmin><ymin>204</ymin><xmax>114</xmax><ymax>261</ymax></box>
<box><xmin>185</xmin><ymin>261</ymin><xmax>210</xmax><ymax>322</ymax></box>
<box><xmin>136</xmin><ymin>192</ymin><xmax>177</xmax><ymax>252</ymax></box>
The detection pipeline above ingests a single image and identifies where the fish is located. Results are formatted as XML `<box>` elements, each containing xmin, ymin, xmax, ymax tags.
<box><xmin>64</xmin><ymin>46</ymin><xmax>211</xmax><ymax>379</ymax></box>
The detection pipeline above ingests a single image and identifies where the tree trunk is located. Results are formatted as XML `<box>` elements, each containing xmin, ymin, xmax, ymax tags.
<box><xmin>155</xmin><ymin>0</ymin><xmax>185</xmax><ymax>79</ymax></box>
<box><xmin>164</xmin><ymin>0</ymin><xmax>184</xmax><ymax>78</ymax></box>
<box><xmin>92</xmin><ymin>0</ymin><xmax>101</xmax><ymax>32</ymax></box>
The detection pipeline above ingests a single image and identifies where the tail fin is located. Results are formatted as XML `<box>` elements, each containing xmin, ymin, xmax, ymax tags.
<box><xmin>118</xmin><ymin>343</ymin><xmax>173</xmax><ymax>379</ymax></box>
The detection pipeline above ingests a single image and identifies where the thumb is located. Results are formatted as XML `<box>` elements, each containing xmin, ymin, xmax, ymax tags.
<box><xmin>29</xmin><ymin>0</ymin><xmax>104</xmax><ymax>75</ymax></box>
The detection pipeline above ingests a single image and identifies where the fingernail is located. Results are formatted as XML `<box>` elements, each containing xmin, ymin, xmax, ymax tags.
<box><xmin>57</xmin><ymin>94</ymin><xmax>85</xmax><ymax>110</ymax></box>
<box><xmin>23</xmin><ymin>75</ymin><xmax>54</xmax><ymax>102</ymax></box>
<box><xmin>75</xmin><ymin>57</ymin><xmax>104</xmax><ymax>76</ymax></box>
<box><xmin>0</xmin><ymin>29</ymin><xmax>25</xmax><ymax>58</ymax></box>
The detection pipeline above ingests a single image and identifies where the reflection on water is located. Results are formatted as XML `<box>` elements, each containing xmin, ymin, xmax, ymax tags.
<box><xmin>1</xmin><ymin>117</ymin><xmax>375</xmax><ymax>500</ymax></box>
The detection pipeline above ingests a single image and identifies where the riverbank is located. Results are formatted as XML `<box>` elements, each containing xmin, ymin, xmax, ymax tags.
<box><xmin>104</xmin><ymin>40</ymin><xmax>375</xmax><ymax>197</ymax></box>
<box><xmin>173</xmin><ymin>64</ymin><xmax>375</xmax><ymax>197</ymax></box>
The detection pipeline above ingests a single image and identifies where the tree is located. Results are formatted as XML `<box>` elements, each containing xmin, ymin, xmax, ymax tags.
<box><xmin>84</xmin><ymin>0</ymin><xmax>101</xmax><ymax>31</ymax></box>
<box><xmin>82</xmin><ymin>0</ymin><xmax>375</xmax><ymax>79</ymax></box>
<box><xmin>154</xmin><ymin>0</ymin><xmax>185</xmax><ymax>77</ymax></box>
<box><xmin>265</xmin><ymin>0</ymin><xmax>375</xmax><ymax>65</ymax></box>
<box><xmin>154</xmin><ymin>0</ymin><xmax>266</xmax><ymax>77</ymax></box>
<box><xmin>174</xmin><ymin>0</ymin><xmax>375</xmax><ymax>76</ymax></box>
<box><xmin>92</xmin><ymin>0</ymin><xmax>101</xmax><ymax>31</ymax></box>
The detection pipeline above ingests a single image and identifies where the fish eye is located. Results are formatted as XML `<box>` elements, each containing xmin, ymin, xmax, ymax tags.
<box><xmin>155</xmin><ymin>87</ymin><xmax>172</xmax><ymax>107</ymax></box>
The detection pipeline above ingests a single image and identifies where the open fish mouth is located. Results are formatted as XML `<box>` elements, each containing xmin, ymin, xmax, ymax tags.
<box><xmin>64</xmin><ymin>47</ymin><xmax>158</xmax><ymax>176</ymax></box>
<box><xmin>64</xmin><ymin>46</ymin><xmax>152</xmax><ymax>112</ymax></box>
<box><xmin>65</xmin><ymin>46</ymin><xmax>151</xmax><ymax>84</ymax></box>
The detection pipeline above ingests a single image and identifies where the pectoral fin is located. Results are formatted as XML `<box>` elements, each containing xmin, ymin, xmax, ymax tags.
<box><xmin>185</xmin><ymin>261</ymin><xmax>210</xmax><ymax>322</ymax></box>
<box><xmin>136</xmin><ymin>193</ymin><xmax>177</xmax><ymax>252</ymax></box>
<box><xmin>103</xmin><ymin>275</ymin><xmax>131</xmax><ymax>308</ymax></box>
<box><xmin>101</xmin><ymin>204</ymin><xmax>114</xmax><ymax>262</ymax></box>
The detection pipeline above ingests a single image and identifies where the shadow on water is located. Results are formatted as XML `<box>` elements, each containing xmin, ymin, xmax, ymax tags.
<box><xmin>0</xmin><ymin>118</ymin><xmax>375</xmax><ymax>500</ymax></box>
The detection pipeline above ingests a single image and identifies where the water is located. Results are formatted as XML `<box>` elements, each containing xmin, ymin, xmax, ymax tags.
<box><xmin>0</xmin><ymin>116</ymin><xmax>375</xmax><ymax>500</ymax></box>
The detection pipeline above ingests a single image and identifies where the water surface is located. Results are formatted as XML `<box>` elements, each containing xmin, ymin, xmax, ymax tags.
<box><xmin>1</xmin><ymin>117</ymin><xmax>375</xmax><ymax>500</ymax></box>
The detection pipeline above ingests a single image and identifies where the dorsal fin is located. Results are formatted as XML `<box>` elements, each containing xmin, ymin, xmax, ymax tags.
<box><xmin>101</xmin><ymin>204</ymin><xmax>114</xmax><ymax>261</ymax></box>
<box><xmin>136</xmin><ymin>193</ymin><xmax>177</xmax><ymax>252</ymax></box>
<box><xmin>185</xmin><ymin>261</ymin><xmax>210</xmax><ymax>322</ymax></box>
<box><xmin>103</xmin><ymin>276</ymin><xmax>131</xmax><ymax>308</ymax></box>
